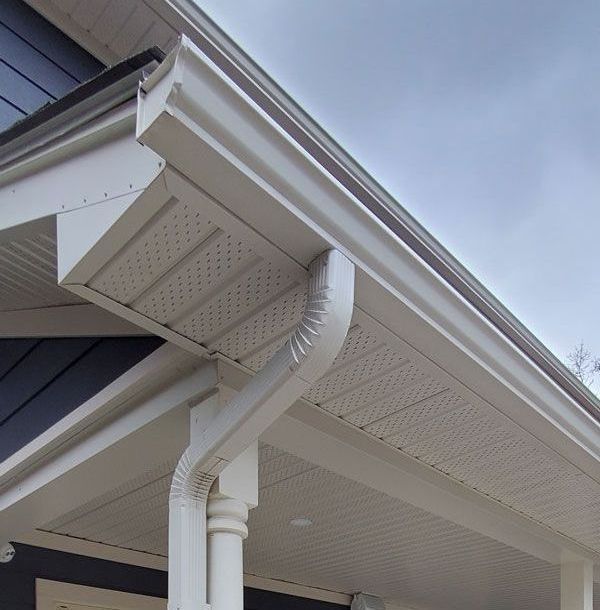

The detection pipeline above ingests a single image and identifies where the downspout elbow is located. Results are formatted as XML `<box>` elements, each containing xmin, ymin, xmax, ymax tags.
<box><xmin>168</xmin><ymin>249</ymin><xmax>354</xmax><ymax>610</ymax></box>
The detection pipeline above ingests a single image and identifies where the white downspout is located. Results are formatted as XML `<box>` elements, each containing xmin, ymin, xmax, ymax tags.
<box><xmin>168</xmin><ymin>248</ymin><xmax>354</xmax><ymax>610</ymax></box>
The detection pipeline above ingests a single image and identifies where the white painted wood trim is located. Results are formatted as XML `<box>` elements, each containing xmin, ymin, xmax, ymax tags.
<box><xmin>0</xmin><ymin>304</ymin><xmax>149</xmax><ymax>337</ymax></box>
<box><xmin>36</xmin><ymin>579</ymin><xmax>166</xmax><ymax>610</ymax></box>
<box><xmin>26</xmin><ymin>535</ymin><xmax>351</xmax><ymax>606</ymax></box>
<box><xmin>0</xmin><ymin>343</ymin><xmax>195</xmax><ymax>487</ymax></box>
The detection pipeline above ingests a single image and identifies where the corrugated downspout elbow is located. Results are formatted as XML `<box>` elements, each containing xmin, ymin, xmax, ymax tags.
<box><xmin>168</xmin><ymin>249</ymin><xmax>354</xmax><ymax>610</ymax></box>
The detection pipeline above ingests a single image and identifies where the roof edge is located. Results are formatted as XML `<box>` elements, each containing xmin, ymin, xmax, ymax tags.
<box><xmin>0</xmin><ymin>47</ymin><xmax>165</xmax><ymax>169</ymax></box>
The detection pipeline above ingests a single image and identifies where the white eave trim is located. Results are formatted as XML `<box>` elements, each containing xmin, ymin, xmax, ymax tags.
<box><xmin>135</xmin><ymin>37</ymin><xmax>600</xmax><ymax>480</ymax></box>
<box><xmin>0</xmin><ymin>343</ymin><xmax>196</xmax><ymax>489</ymax></box>
<box><xmin>139</xmin><ymin>3</ymin><xmax>600</xmax><ymax>424</ymax></box>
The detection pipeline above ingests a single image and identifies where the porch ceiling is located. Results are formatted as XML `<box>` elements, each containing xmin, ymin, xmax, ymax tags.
<box><xmin>40</xmin><ymin>444</ymin><xmax>595</xmax><ymax>610</ymax></box>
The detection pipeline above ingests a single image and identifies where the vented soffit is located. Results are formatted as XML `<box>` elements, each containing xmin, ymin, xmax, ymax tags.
<box><xmin>53</xmin><ymin>38</ymin><xmax>600</xmax><ymax>553</ymax></box>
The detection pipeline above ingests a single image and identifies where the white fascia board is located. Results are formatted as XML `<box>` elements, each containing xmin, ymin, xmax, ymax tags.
<box><xmin>136</xmin><ymin>38</ymin><xmax>600</xmax><ymax>481</ymax></box>
<box><xmin>20</xmin><ymin>530</ymin><xmax>169</xmax><ymax>571</ymax></box>
<box><xmin>0</xmin><ymin>102</ymin><xmax>160</xmax><ymax>233</ymax></box>
<box><xmin>0</xmin><ymin>303</ymin><xmax>149</xmax><ymax>337</ymax></box>
<box><xmin>0</xmin><ymin>342</ymin><xmax>191</xmax><ymax>487</ymax></box>
<box><xmin>0</xmin><ymin>344</ymin><xmax>216</xmax><ymax>541</ymax></box>
<box><xmin>217</xmin><ymin>358</ymin><xmax>598</xmax><ymax>565</ymax></box>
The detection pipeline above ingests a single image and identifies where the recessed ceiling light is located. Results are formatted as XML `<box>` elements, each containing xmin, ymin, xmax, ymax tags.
<box><xmin>290</xmin><ymin>517</ymin><xmax>313</xmax><ymax>527</ymax></box>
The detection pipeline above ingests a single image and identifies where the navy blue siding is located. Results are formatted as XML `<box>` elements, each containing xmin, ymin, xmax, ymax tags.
<box><xmin>0</xmin><ymin>1</ymin><xmax>103</xmax><ymax>130</ymax></box>
<box><xmin>0</xmin><ymin>336</ymin><xmax>164</xmax><ymax>462</ymax></box>
<box><xmin>0</xmin><ymin>544</ymin><xmax>349</xmax><ymax>610</ymax></box>
<box><xmin>0</xmin><ymin>338</ymin><xmax>38</xmax><ymax>378</ymax></box>
<box><xmin>245</xmin><ymin>587</ymin><xmax>348</xmax><ymax>610</ymax></box>
<box><xmin>1</xmin><ymin>544</ymin><xmax>168</xmax><ymax>610</ymax></box>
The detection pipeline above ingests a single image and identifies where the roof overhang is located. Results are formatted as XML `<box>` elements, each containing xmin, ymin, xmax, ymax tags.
<box><xmin>2</xmin><ymin>34</ymin><xmax>600</xmax><ymax>579</ymax></box>
<box><xmin>130</xmin><ymin>37</ymin><xmax>600</xmax><ymax>475</ymax></box>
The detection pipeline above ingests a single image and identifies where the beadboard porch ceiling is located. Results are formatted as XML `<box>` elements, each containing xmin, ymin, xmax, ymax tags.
<box><xmin>40</xmin><ymin>444</ymin><xmax>599</xmax><ymax>610</ymax></box>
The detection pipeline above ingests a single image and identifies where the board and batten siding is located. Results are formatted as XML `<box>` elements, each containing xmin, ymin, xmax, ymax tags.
<box><xmin>0</xmin><ymin>336</ymin><xmax>164</xmax><ymax>462</ymax></box>
<box><xmin>0</xmin><ymin>0</ymin><xmax>103</xmax><ymax>131</ymax></box>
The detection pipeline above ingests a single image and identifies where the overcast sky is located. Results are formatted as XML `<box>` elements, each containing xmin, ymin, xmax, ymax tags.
<box><xmin>198</xmin><ymin>0</ymin><xmax>600</xmax><ymax>364</ymax></box>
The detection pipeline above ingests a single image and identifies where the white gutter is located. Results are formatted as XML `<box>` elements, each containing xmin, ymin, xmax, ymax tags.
<box><xmin>167</xmin><ymin>248</ymin><xmax>354</xmax><ymax>610</ymax></box>
<box><xmin>135</xmin><ymin>36</ymin><xmax>600</xmax><ymax>478</ymax></box>
<box><xmin>145</xmin><ymin>5</ymin><xmax>600</xmax><ymax>422</ymax></box>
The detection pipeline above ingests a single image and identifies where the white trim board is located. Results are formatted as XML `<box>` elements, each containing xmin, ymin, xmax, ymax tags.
<box><xmin>0</xmin><ymin>343</ymin><xmax>199</xmax><ymax>488</ymax></box>
<box><xmin>27</xmin><ymin>537</ymin><xmax>351</xmax><ymax>607</ymax></box>
<box><xmin>0</xmin><ymin>304</ymin><xmax>150</xmax><ymax>337</ymax></box>
<box><xmin>0</xmin><ymin>108</ymin><xmax>160</xmax><ymax>232</ymax></box>
<box><xmin>0</xmin><ymin>346</ymin><xmax>216</xmax><ymax>542</ymax></box>
<box><xmin>19</xmin><ymin>529</ymin><xmax>167</xmax><ymax>571</ymax></box>
<box><xmin>36</xmin><ymin>579</ymin><xmax>166</xmax><ymax>610</ymax></box>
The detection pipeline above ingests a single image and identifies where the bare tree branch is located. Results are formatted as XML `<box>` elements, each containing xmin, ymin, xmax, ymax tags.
<box><xmin>566</xmin><ymin>341</ymin><xmax>598</xmax><ymax>387</ymax></box>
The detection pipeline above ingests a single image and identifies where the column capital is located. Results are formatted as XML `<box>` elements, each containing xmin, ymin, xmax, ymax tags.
<box><xmin>207</xmin><ymin>497</ymin><xmax>248</xmax><ymax>539</ymax></box>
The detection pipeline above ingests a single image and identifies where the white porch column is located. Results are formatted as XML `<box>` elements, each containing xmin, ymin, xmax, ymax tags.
<box><xmin>561</xmin><ymin>558</ymin><xmax>593</xmax><ymax>610</ymax></box>
<box><xmin>207</xmin><ymin>497</ymin><xmax>248</xmax><ymax>610</ymax></box>
<box><xmin>206</xmin><ymin>442</ymin><xmax>258</xmax><ymax>610</ymax></box>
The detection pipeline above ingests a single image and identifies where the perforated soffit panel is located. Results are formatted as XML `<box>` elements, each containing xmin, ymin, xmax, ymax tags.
<box><xmin>59</xmin><ymin>167</ymin><xmax>600</xmax><ymax>557</ymax></box>
<box><xmin>43</xmin><ymin>445</ymin><xmax>600</xmax><ymax>610</ymax></box>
